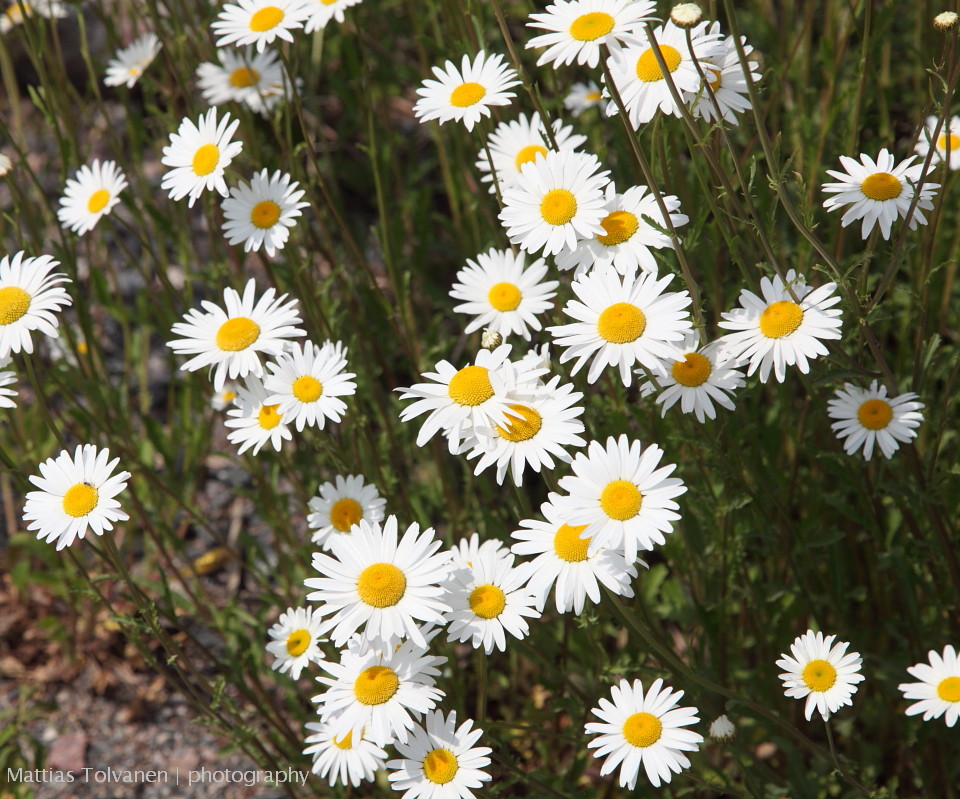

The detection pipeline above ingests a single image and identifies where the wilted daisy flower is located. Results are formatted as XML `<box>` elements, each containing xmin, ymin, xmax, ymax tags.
<box><xmin>670</xmin><ymin>2</ymin><xmax>702</xmax><ymax>26</ymax></box>
<box><xmin>103</xmin><ymin>32</ymin><xmax>162</xmax><ymax>88</ymax></box>
<box><xmin>898</xmin><ymin>645</ymin><xmax>960</xmax><ymax>727</ymax></box>
<box><xmin>822</xmin><ymin>149</ymin><xmax>939</xmax><ymax>240</ymax></box>
<box><xmin>776</xmin><ymin>630</ymin><xmax>864</xmax><ymax>721</ymax></box>
<box><xmin>302</xmin><ymin>0</ymin><xmax>362</xmax><ymax>32</ymax></box>
<box><xmin>224</xmin><ymin>375</ymin><xmax>293</xmax><ymax>455</ymax></box>
<box><xmin>303</xmin><ymin>721</ymin><xmax>387</xmax><ymax>787</ymax></box>
<box><xmin>211</xmin><ymin>0</ymin><xmax>309</xmax><ymax>52</ymax></box>
<box><xmin>915</xmin><ymin>115</ymin><xmax>960</xmax><ymax>171</ymax></box>
<box><xmin>222</xmin><ymin>169</ymin><xmax>308</xmax><ymax>257</ymax></box>
<box><xmin>57</xmin><ymin>159</ymin><xmax>128</xmax><ymax>236</ymax></box>
<box><xmin>167</xmin><ymin>277</ymin><xmax>305</xmax><ymax>392</ymax></box>
<box><xmin>450</xmin><ymin>248</ymin><xmax>558</xmax><ymax>341</ymax></box>
<box><xmin>196</xmin><ymin>47</ymin><xmax>291</xmax><ymax>115</ymax></box>
<box><xmin>549</xmin><ymin>267</ymin><xmax>693</xmax><ymax>386</ymax></box>
<box><xmin>0</xmin><ymin>251</ymin><xmax>72</xmax><ymax>358</ymax></box>
<box><xmin>161</xmin><ymin>108</ymin><xmax>243</xmax><ymax>207</ymax></box>
<box><xmin>499</xmin><ymin>149</ymin><xmax>611</xmax><ymax>257</ymax></box>
<box><xmin>387</xmin><ymin>710</ymin><xmax>492</xmax><ymax>799</ymax></box>
<box><xmin>0</xmin><ymin>0</ymin><xmax>66</xmax><ymax>34</ymax></box>
<box><xmin>586</xmin><ymin>678</ymin><xmax>703</xmax><ymax>789</ymax></box>
<box><xmin>555</xmin><ymin>182</ymin><xmax>688</xmax><ymax>276</ymax></box>
<box><xmin>525</xmin><ymin>0</ymin><xmax>656</xmax><ymax>69</ymax></box>
<box><xmin>604</xmin><ymin>21</ymin><xmax>724</xmax><ymax>128</ymax></box>
<box><xmin>638</xmin><ymin>332</ymin><xmax>745</xmax><ymax>423</ymax></box>
<box><xmin>263</xmin><ymin>340</ymin><xmax>355</xmax><ymax>432</ymax></box>
<box><xmin>0</xmin><ymin>355</ymin><xmax>16</xmax><ymax>408</ymax></box>
<box><xmin>475</xmin><ymin>113</ymin><xmax>587</xmax><ymax>195</ymax></box>
<box><xmin>22</xmin><ymin>445</ymin><xmax>130</xmax><ymax>551</ymax></box>
<box><xmin>564</xmin><ymin>80</ymin><xmax>603</xmax><ymax>116</ymax></box>
<box><xmin>827</xmin><ymin>380</ymin><xmax>925</xmax><ymax>461</ymax></box>
<box><xmin>265</xmin><ymin>606</ymin><xmax>327</xmax><ymax>680</ymax></box>
<box><xmin>307</xmin><ymin>474</ymin><xmax>387</xmax><ymax>549</ymax></box>
<box><xmin>413</xmin><ymin>51</ymin><xmax>520</xmax><ymax>132</ymax></box>
<box><xmin>708</xmin><ymin>714</ymin><xmax>735</xmax><ymax>741</ymax></box>
<box><xmin>717</xmin><ymin>269</ymin><xmax>842</xmax><ymax>383</ymax></box>
<box><xmin>211</xmin><ymin>381</ymin><xmax>240</xmax><ymax>410</ymax></box>
<box><xmin>557</xmin><ymin>434</ymin><xmax>686</xmax><ymax>565</ymax></box>
<box><xmin>691</xmin><ymin>30</ymin><xmax>760</xmax><ymax>125</ymax></box>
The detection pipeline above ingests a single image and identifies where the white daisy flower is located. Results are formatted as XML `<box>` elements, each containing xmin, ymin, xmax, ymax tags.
<box><xmin>56</xmin><ymin>159</ymin><xmax>128</xmax><ymax>236</ymax></box>
<box><xmin>303</xmin><ymin>721</ymin><xmax>387</xmax><ymax>787</ymax></box>
<box><xmin>915</xmin><ymin>115</ymin><xmax>960</xmax><ymax>171</ymax></box>
<box><xmin>475</xmin><ymin>113</ymin><xmax>587</xmax><ymax>195</ymax></box>
<box><xmin>450</xmin><ymin>247</ymin><xmax>559</xmax><ymax>341</ymax></box>
<box><xmin>302</xmin><ymin>0</ymin><xmax>362</xmax><ymax>33</ymax></box>
<box><xmin>196</xmin><ymin>48</ymin><xmax>292</xmax><ymax>116</ymax></box>
<box><xmin>224</xmin><ymin>375</ymin><xmax>293</xmax><ymax>455</ymax></box>
<box><xmin>564</xmin><ymin>81</ymin><xmax>603</xmax><ymax>116</ymax></box>
<box><xmin>826</xmin><ymin>379</ymin><xmax>924</xmax><ymax>460</ymax></box>
<box><xmin>166</xmin><ymin>277</ymin><xmax>305</xmax><ymax>392</ymax></box>
<box><xmin>265</xmin><ymin>606</ymin><xmax>327</xmax><ymax>680</ymax></box>
<box><xmin>387</xmin><ymin>710</ymin><xmax>492</xmax><ymax>799</ymax></box>
<box><xmin>511</xmin><ymin>494</ymin><xmax>639</xmax><ymax>615</ymax></box>
<box><xmin>221</xmin><ymin>169</ymin><xmax>308</xmax><ymax>257</ymax></box>
<box><xmin>0</xmin><ymin>0</ymin><xmax>66</xmax><ymax>34</ymax></box>
<box><xmin>525</xmin><ymin>0</ymin><xmax>657</xmax><ymax>69</ymax></box>
<box><xmin>211</xmin><ymin>0</ymin><xmax>309</xmax><ymax>53</ymax></box>
<box><xmin>499</xmin><ymin>149</ymin><xmax>611</xmax><ymax>257</ymax></box>
<box><xmin>549</xmin><ymin>267</ymin><xmax>693</xmax><ymax>386</ymax></box>
<box><xmin>776</xmin><ymin>630</ymin><xmax>864</xmax><ymax>721</ymax></box>
<box><xmin>0</xmin><ymin>251</ymin><xmax>72</xmax><ymax>359</ymax></box>
<box><xmin>0</xmin><ymin>355</ymin><xmax>16</xmax><ymax>408</ymax></box>
<box><xmin>638</xmin><ymin>332</ymin><xmax>745</xmax><ymax>423</ymax></box>
<box><xmin>516</xmin><ymin>342</ymin><xmax>552</xmax><ymax>374</ymax></box>
<box><xmin>822</xmin><ymin>149</ymin><xmax>939</xmax><ymax>240</ymax></box>
<box><xmin>555</xmin><ymin>182</ymin><xmax>688</xmax><ymax>277</ymax></box>
<box><xmin>103</xmin><ymin>32</ymin><xmax>162</xmax><ymax>88</ymax></box>
<box><xmin>556</xmin><ymin>434</ymin><xmax>687</xmax><ymax>566</ymax></box>
<box><xmin>716</xmin><ymin>269</ymin><xmax>842</xmax><ymax>383</ymax></box>
<box><xmin>690</xmin><ymin>29</ymin><xmax>760</xmax><ymax>125</ymax></box>
<box><xmin>413</xmin><ymin>51</ymin><xmax>520</xmax><ymax>132</ymax></box>
<box><xmin>898</xmin><ymin>645</ymin><xmax>960</xmax><ymax>727</ymax></box>
<box><xmin>307</xmin><ymin>474</ymin><xmax>387</xmax><ymax>550</ymax></box>
<box><xmin>211</xmin><ymin>381</ymin><xmax>240</xmax><ymax>410</ymax></box>
<box><xmin>305</xmin><ymin>515</ymin><xmax>452</xmax><ymax>649</ymax></box>
<box><xmin>160</xmin><ymin>108</ymin><xmax>243</xmax><ymax>208</ymax></box>
<box><xmin>22</xmin><ymin>445</ymin><xmax>130</xmax><ymax>551</ymax></box>
<box><xmin>448</xmin><ymin>532</ymin><xmax>509</xmax><ymax>572</ymax></box>
<box><xmin>586</xmin><ymin>677</ymin><xmax>703</xmax><ymax>789</ymax></box>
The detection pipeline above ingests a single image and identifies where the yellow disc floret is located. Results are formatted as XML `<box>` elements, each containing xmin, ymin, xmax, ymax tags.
<box><xmin>487</xmin><ymin>282</ymin><xmax>522</xmax><ymax>312</ymax></box>
<box><xmin>216</xmin><ymin>316</ymin><xmax>261</xmax><ymax>351</ymax></box>
<box><xmin>636</xmin><ymin>44</ymin><xmax>682</xmax><ymax>82</ymax></box>
<box><xmin>0</xmin><ymin>286</ymin><xmax>31</xmax><ymax>325</ymax></box>
<box><xmin>447</xmin><ymin>365</ymin><xmax>494</xmax><ymax>406</ymax></box>
<box><xmin>496</xmin><ymin>404</ymin><xmax>542</xmax><ymax>442</ymax></box>
<box><xmin>450</xmin><ymin>82</ymin><xmax>486</xmax><ymax>107</ymax></box>
<box><xmin>515</xmin><ymin>144</ymin><xmax>548</xmax><ymax>170</ymax></box>
<box><xmin>597</xmin><ymin>302</ymin><xmax>646</xmax><ymax>343</ymax></box>
<box><xmin>249</xmin><ymin>5</ymin><xmax>284</xmax><ymax>31</ymax></box>
<box><xmin>87</xmin><ymin>189</ymin><xmax>111</xmax><ymax>214</ymax></box>
<box><xmin>357</xmin><ymin>563</ymin><xmax>406</xmax><ymax>607</ymax></box>
<box><xmin>672</xmin><ymin>352</ymin><xmax>712</xmax><ymax>387</ymax></box>
<box><xmin>856</xmin><ymin>399</ymin><xmax>893</xmax><ymax>430</ymax></box>
<box><xmin>423</xmin><ymin>748</ymin><xmax>459</xmax><ymax>784</ymax></box>
<box><xmin>469</xmin><ymin>584</ymin><xmax>507</xmax><ymax>619</ymax></box>
<box><xmin>292</xmin><ymin>375</ymin><xmax>323</xmax><ymax>403</ymax></box>
<box><xmin>937</xmin><ymin>133</ymin><xmax>960</xmax><ymax>152</ymax></box>
<box><xmin>802</xmin><ymin>659</ymin><xmax>837</xmax><ymax>692</ymax></box>
<box><xmin>622</xmin><ymin>712</ymin><xmax>663</xmax><ymax>747</ymax></box>
<box><xmin>329</xmin><ymin>497</ymin><xmax>363</xmax><ymax>533</ymax></box>
<box><xmin>62</xmin><ymin>483</ymin><xmax>98</xmax><ymax>518</ymax></box>
<box><xmin>597</xmin><ymin>210</ymin><xmax>639</xmax><ymax>246</ymax></box>
<box><xmin>937</xmin><ymin>676</ymin><xmax>960</xmax><ymax>702</ymax></box>
<box><xmin>540</xmin><ymin>189</ymin><xmax>578</xmax><ymax>226</ymax></box>
<box><xmin>353</xmin><ymin>665</ymin><xmax>400</xmax><ymax>705</ymax></box>
<box><xmin>230</xmin><ymin>67</ymin><xmax>260</xmax><ymax>88</ymax></box>
<box><xmin>758</xmin><ymin>300</ymin><xmax>803</xmax><ymax>339</ymax></box>
<box><xmin>553</xmin><ymin>523</ymin><xmax>591</xmax><ymax>562</ymax></box>
<box><xmin>250</xmin><ymin>200</ymin><xmax>281</xmax><ymax>229</ymax></box>
<box><xmin>258</xmin><ymin>404</ymin><xmax>282</xmax><ymax>429</ymax></box>
<box><xmin>860</xmin><ymin>172</ymin><xmax>903</xmax><ymax>201</ymax></box>
<box><xmin>285</xmin><ymin>629</ymin><xmax>311</xmax><ymax>657</ymax></box>
<box><xmin>191</xmin><ymin>144</ymin><xmax>220</xmax><ymax>177</ymax></box>
<box><xmin>600</xmin><ymin>480</ymin><xmax>642</xmax><ymax>520</ymax></box>
<box><xmin>333</xmin><ymin>732</ymin><xmax>353</xmax><ymax>750</ymax></box>
<box><xmin>569</xmin><ymin>11</ymin><xmax>615</xmax><ymax>41</ymax></box>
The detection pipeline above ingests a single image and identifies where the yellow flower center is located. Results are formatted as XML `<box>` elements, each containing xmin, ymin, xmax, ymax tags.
<box><xmin>191</xmin><ymin>143</ymin><xmax>220</xmax><ymax>177</ymax></box>
<box><xmin>62</xmin><ymin>483</ymin><xmax>98</xmax><ymax>518</ymax></box>
<box><xmin>0</xmin><ymin>286</ymin><xmax>31</xmax><ymax>325</ymax></box>
<box><xmin>249</xmin><ymin>5</ymin><xmax>284</xmax><ymax>31</ymax></box>
<box><xmin>87</xmin><ymin>188</ymin><xmax>111</xmax><ymax>214</ymax></box>
<box><xmin>856</xmin><ymin>398</ymin><xmax>893</xmax><ymax>430</ymax></box>
<box><xmin>258</xmin><ymin>404</ymin><xmax>282</xmax><ymax>429</ymax></box>
<box><xmin>422</xmin><ymin>748</ymin><xmax>459</xmax><ymax>784</ymax></box>
<box><xmin>333</xmin><ymin>731</ymin><xmax>353</xmax><ymax>749</ymax></box>
<box><xmin>936</xmin><ymin>133</ymin><xmax>960</xmax><ymax>152</ymax></box>
<box><xmin>329</xmin><ymin>497</ymin><xmax>363</xmax><ymax>533</ymax></box>
<box><xmin>758</xmin><ymin>300</ymin><xmax>803</xmax><ymax>339</ymax></box>
<box><xmin>540</xmin><ymin>188</ymin><xmax>578</xmax><ymax>225</ymax></box>
<box><xmin>568</xmin><ymin>11</ymin><xmax>615</xmax><ymax>41</ymax></box>
<box><xmin>597</xmin><ymin>302</ymin><xmax>646</xmax><ymax>343</ymax></box>
<box><xmin>292</xmin><ymin>375</ymin><xmax>323</xmax><ymax>402</ymax></box>
<box><xmin>515</xmin><ymin>144</ymin><xmax>548</xmax><ymax>170</ymax></box>
<box><xmin>487</xmin><ymin>281</ymin><xmax>521</xmax><ymax>312</ymax></box>
<box><xmin>250</xmin><ymin>200</ymin><xmax>281</xmax><ymax>229</ymax></box>
<box><xmin>600</xmin><ymin>480</ymin><xmax>642</xmax><ymax>520</ymax></box>
<box><xmin>636</xmin><ymin>44</ymin><xmax>683</xmax><ymax>82</ymax></box>
<box><xmin>216</xmin><ymin>316</ymin><xmax>261</xmax><ymax>351</ymax></box>
<box><xmin>801</xmin><ymin>659</ymin><xmax>837</xmax><ymax>692</ymax></box>
<box><xmin>553</xmin><ymin>523</ymin><xmax>590</xmax><ymax>562</ymax></box>
<box><xmin>230</xmin><ymin>66</ymin><xmax>260</xmax><ymax>88</ymax></box>
<box><xmin>356</xmin><ymin>562</ymin><xmax>406</xmax><ymax>607</ymax></box>
<box><xmin>586</xmin><ymin>91</ymin><xmax>602</xmax><ymax>102</ymax></box>
<box><xmin>285</xmin><ymin>628</ymin><xmax>310</xmax><ymax>657</ymax></box>
<box><xmin>597</xmin><ymin>210</ymin><xmax>639</xmax><ymax>246</ymax></box>
<box><xmin>937</xmin><ymin>676</ymin><xmax>960</xmax><ymax>702</ymax></box>
<box><xmin>450</xmin><ymin>82</ymin><xmax>486</xmax><ymax>108</ymax></box>
<box><xmin>672</xmin><ymin>352</ymin><xmax>711</xmax><ymax>387</ymax></box>
<box><xmin>860</xmin><ymin>172</ymin><xmax>903</xmax><ymax>201</ymax></box>
<box><xmin>495</xmin><ymin>404</ymin><xmax>542</xmax><ymax>442</ymax></box>
<box><xmin>353</xmin><ymin>665</ymin><xmax>399</xmax><ymax>705</ymax></box>
<box><xmin>469</xmin><ymin>584</ymin><xmax>507</xmax><ymax>619</ymax></box>
<box><xmin>221</xmin><ymin>390</ymin><xmax>237</xmax><ymax>404</ymax></box>
<box><xmin>447</xmin><ymin>365</ymin><xmax>494</xmax><ymax>406</ymax></box>
<box><xmin>622</xmin><ymin>712</ymin><xmax>663</xmax><ymax>747</ymax></box>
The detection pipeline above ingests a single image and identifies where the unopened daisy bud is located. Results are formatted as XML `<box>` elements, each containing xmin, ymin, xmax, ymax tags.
<box><xmin>0</xmin><ymin>153</ymin><xmax>12</xmax><ymax>177</ymax></box>
<box><xmin>708</xmin><ymin>714</ymin><xmax>736</xmax><ymax>741</ymax></box>
<box><xmin>671</xmin><ymin>3</ymin><xmax>703</xmax><ymax>27</ymax></box>
<box><xmin>481</xmin><ymin>328</ymin><xmax>503</xmax><ymax>350</ymax></box>
<box><xmin>935</xmin><ymin>11</ymin><xmax>958</xmax><ymax>30</ymax></box>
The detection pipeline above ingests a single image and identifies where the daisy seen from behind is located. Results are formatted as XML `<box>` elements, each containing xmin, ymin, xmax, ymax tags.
<box><xmin>0</xmin><ymin>355</ymin><xmax>16</xmax><ymax>408</ymax></box>
<box><xmin>104</xmin><ymin>32</ymin><xmax>162</xmax><ymax>88</ymax></box>
<box><xmin>57</xmin><ymin>159</ymin><xmax>128</xmax><ymax>236</ymax></box>
<box><xmin>23</xmin><ymin>445</ymin><xmax>130</xmax><ymax>552</ymax></box>
<box><xmin>0</xmin><ymin>251</ymin><xmax>72</xmax><ymax>358</ymax></box>
<box><xmin>303</xmin><ymin>720</ymin><xmax>387</xmax><ymax>787</ymax></box>
<box><xmin>224</xmin><ymin>375</ymin><xmax>293</xmax><ymax>455</ymax></box>
<box><xmin>690</xmin><ymin>29</ymin><xmax>760</xmax><ymax>125</ymax></box>
<box><xmin>307</xmin><ymin>474</ymin><xmax>386</xmax><ymax>550</ymax></box>
<box><xmin>898</xmin><ymin>645</ymin><xmax>960</xmax><ymax>727</ymax></box>
<box><xmin>161</xmin><ymin>108</ymin><xmax>243</xmax><ymax>207</ymax></box>
<box><xmin>196</xmin><ymin>48</ymin><xmax>291</xmax><ymax>115</ymax></box>
<box><xmin>586</xmin><ymin>677</ymin><xmax>703</xmax><ymax>789</ymax></box>
<box><xmin>776</xmin><ymin>630</ymin><xmax>864</xmax><ymax>721</ymax></box>
<box><xmin>564</xmin><ymin>81</ymin><xmax>603</xmax><ymax>116</ymax></box>
<box><xmin>222</xmin><ymin>169</ymin><xmax>308</xmax><ymax>257</ymax></box>
<box><xmin>211</xmin><ymin>0</ymin><xmax>309</xmax><ymax>52</ymax></box>
<box><xmin>827</xmin><ymin>379</ymin><xmax>924</xmax><ymax>460</ymax></box>
<box><xmin>265</xmin><ymin>606</ymin><xmax>327</xmax><ymax>680</ymax></box>
<box><xmin>915</xmin><ymin>115</ymin><xmax>960</xmax><ymax>171</ymax></box>
<box><xmin>302</xmin><ymin>0</ymin><xmax>362</xmax><ymax>33</ymax></box>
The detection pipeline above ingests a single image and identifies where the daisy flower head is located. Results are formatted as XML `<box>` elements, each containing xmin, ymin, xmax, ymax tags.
<box><xmin>166</xmin><ymin>277</ymin><xmax>305</xmax><ymax>392</ymax></box>
<box><xmin>586</xmin><ymin>677</ymin><xmax>703</xmax><ymax>789</ymax></box>
<box><xmin>448</xmin><ymin>532</ymin><xmax>509</xmax><ymax>573</ymax></box>
<box><xmin>413</xmin><ymin>51</ymin><xmax>520</xmax><ymax>132</ymax></box>
<box><xmin>638</xmin><ymin>332</ymin><xmax>745</xmax><ymax>423</ymax></box>
<box><xmin>555</xmin><ymin>182</ymin><xmax>689</xmax><ymax>277</ymax></box>
<box><xmin>0</xmin><ymin>251</ymin><xmax>72</xmax><ymax>359</ymax></box>
<box><xmin>263</xmin><ymin>339</ymin><xmax>355</xmax><ymax>431</ymax></box>
<box><xmin>0</xmin><ymin>355</ymin><xmax>16</xmax><ymax>408</ymax></box>
<box><xmin>916</xmin><ymin>115</ymin><xmax>960</xmax><ymax>170</ymax></box>
<box><xmin>898</xmin><ymin>645</ymin><xmax>960</xmax><ymax>727</ymax></box>
<box><xmin>604</xmin><ymin>20</ymin><xmax>724</xmax><ymax>128</ymax></box>
<box><xmin>160</xmin><ymin>108</ymin><xmax>243</xmax><ymax>207</ymax></box>
<box><xmin>564</xmin><ymin>80</ymin><xmax>603</xmax><ymax>116</ymax></box>
<box><xmin>103</xmin><ymin>32</ymin><xmax>162</xmax><ymax>88</ymax></box>
<box><xmin>822</xmin><ymin>149</ymin><xmax>939</xmax><ymax>240</ymax></box>
<box><xmin>211</xmin><ymin>0</ymin><xmax>309</xmax><ymax>52</ymax></box>
<box><xmin>302</xmin><ymin>0</ymin><xmax>362</xmax><ymax>33</ymax></box>
<box><xmin>265</xmin><ymin>606</ymin><xmax>327</xmax><ymax>680</ymax></box>
<box><xmin>303</xmin><ymin>720</ymin><xmax>387</xmax><ymax>787</ymax></box>
<box><xmin>549</xmin><ymin>267</ymin><xmax>693</xmax><ymax>386</ymax></box>
<box><xmin>827</xmin><ymin>380</ymin><xmax>924</xmax><ymax>461</ymax></box>
<box><xmin>224</xmin><ymin>375</ymin><xmax>293</xmax><ymax>455</ymax></box>
<box><xmin>716</xmin><ymin>269</ymin><xmax>842</xmax><ymax>383</ymax></box>
<box><xmin>690</xmin><ymin>30</ymin><xmax>760</xmax><ymax>125</ymax></box>
<box><xmin>305</xmin><ymin>515</ymin><xmax>452</xmax><ymax>649</ymax></box>
<box><xmin>222</xmin><ymin>169</ymin><xmax>308</xmax><ymax>257</ymax></box>
<box><xmin>0</xmin><ymin>153</ymin><xmax>11</xmax><ymax>177</ymax></box>
<box><xmin>516</xmin><ymin>341</ymin><xmax>552</xmax><ymax>374</ymax></box>
<box><xmin>22</xmin><ymin>445</ymin><xmax>130</xmax><ymax>551</ymax></box>
<box><xmin>211</xmin><ymin>381</ymin><xmax>240</xmax><ymax>410</ymax></box>
<box><xmin>196</xmin><ymin>48</ymin><xmax>291</xmax><ymax>115</ymax></box>
<box><xmin>776</xmin><ymin>630</ymin><xmax>864</xmax><ymax>721</ymax></box>
<box><xmin>57</xmin><ymin>159</ymin><xmax>128</xmax><ymax>236</ymax></box>
<box><xmin>387</xmin><ymin>710</ymin><xmax>492</xmax><ymax>799</ymax></box>
<box><xmin>499</xmin><ymin>149</ymin><xmax>611</xmax><ymax>257</ymax></box>
<box><xmin>307</xmin><ymin>474</ymin><xmax>386</xmax><ymax>550</ymax></box>
<box><xmin>556</xmin><ymin>434</ymin><xmax>686</xmax><ymax>565</ymax></box>
<box><xmin>525</xmin><ymin>0</ymin><xmax>657</xmax><ymax>69</ymax></box>
<box><xmin>1</xmin><ymin>0</ymin><xmax>66</xmax><ymax>33</ymax></box>
<box><xmin>511</xmin><ymin>494</ymin><xmax>639</xmax><ymax>615</ymax></box>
